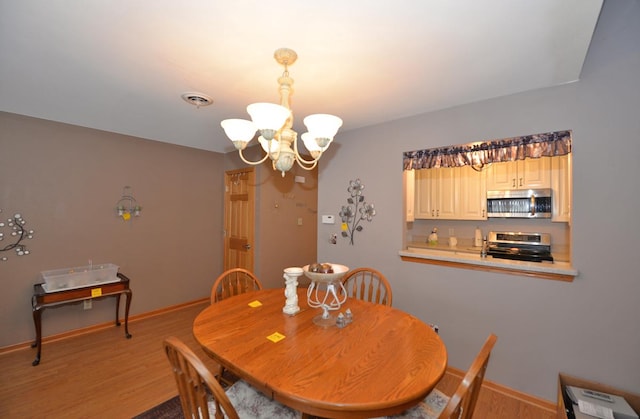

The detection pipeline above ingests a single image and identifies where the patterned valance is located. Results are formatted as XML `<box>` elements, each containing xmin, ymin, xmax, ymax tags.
<box><xmin>403</xmin><ymin>130</ymin><xmax>572</xmax><ymax>171</ymax></box>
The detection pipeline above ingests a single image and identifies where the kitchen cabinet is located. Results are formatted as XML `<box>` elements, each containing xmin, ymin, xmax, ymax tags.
<box><xmin>551</xmin><ymin>153</ymin><xmax>572</xmax><ymax>223</ymax></box>
<box><xmin>403</xmin><ymin>169</ymin><xmax>415</xmax><ymax>222</ymax></box>
<box><xmin>415</xmin><ymin>167</ymin><xmax>456</xmax><ymax>219</ymax></box>
<box><xmin>414</xmin><ymin>166</ymin><xmax>486</xmax><ymax>220</ymax></box>
<box><xmin>458</xmin><ymin>165</ymin><xmax>487</xmax><ymax>220</ymax></box>
<box><xmin>486</xmin><ymin>157</ymin><xmax>551</xmax><ymax>191</ymax></box>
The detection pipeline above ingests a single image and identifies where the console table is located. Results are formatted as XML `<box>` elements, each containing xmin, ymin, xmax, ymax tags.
<box><xmin>31</xmin><ymin>272</ymin><xmax>132</xmax><ymax>366</ymax></box>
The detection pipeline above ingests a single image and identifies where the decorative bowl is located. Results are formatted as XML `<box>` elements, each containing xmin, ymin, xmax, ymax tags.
<box><xmin>302</xmin><ymin>263</ymin><xmax>349</xmax><ymax>283</ymax></box>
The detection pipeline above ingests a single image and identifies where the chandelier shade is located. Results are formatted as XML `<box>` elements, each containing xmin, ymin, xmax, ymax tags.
<box><xmin>220</xmin><ymin>119</ymin><xmax>257</xmax><ymax>150</ymax></box>
<box><xmin>221</xmin><ymin>48</ymin><xmax>342</xmax><ymax>176</ymax></box>
<box><xmin>303</xmin><ymin>114</ymin><xmax>343</xmax><ymax>148</ymax></box>
<box><xmin>246</xmin><ymin>103</ymin><xmax>291</xmax><ymax>136</ymax></box>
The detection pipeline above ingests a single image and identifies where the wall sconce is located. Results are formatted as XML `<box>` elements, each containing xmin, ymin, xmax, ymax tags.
<box><xmin>116</xmin><ymin>186</ymin><xmax>142</xmax><ymax>221</ymax></box>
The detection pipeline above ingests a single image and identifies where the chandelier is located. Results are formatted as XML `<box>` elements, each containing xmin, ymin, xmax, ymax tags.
<box><xmin>221</xmin><ymin>48</ymin><xmax>343</xmax><ymax>176</ymax></box>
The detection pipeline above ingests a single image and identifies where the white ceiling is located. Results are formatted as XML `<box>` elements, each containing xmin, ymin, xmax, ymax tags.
<box><xmin>0</xmin><ymin>0</ymin><xmax>603</xmax><ymax>153</ymax></box>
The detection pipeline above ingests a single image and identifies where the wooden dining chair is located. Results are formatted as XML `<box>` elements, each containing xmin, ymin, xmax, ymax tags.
<box><xmin>341</xmin><ymin>267</ymin><xmax>393</xmax><ymax>306</ymax></box>
<box><xmin>388</xmin><ymin>333</ymin><xmax>498</xmax><ymax>419</ymax></box>
<box><xmin>163</xmin><ymin>336</ymin><xmax>299</xmax><ymax>419</ymax></box>
<box><xmin>210</xmin><ymin>268</ymin><xmax>263</xmax><ymax>386</ymax></box>
<box><xmin>211</xmin><ymin>268</ymin><xmax>263</xmax><ymax>304</ymax></box>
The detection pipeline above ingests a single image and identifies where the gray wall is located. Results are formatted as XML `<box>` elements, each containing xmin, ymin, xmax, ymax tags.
<box><xmin>317</xmin><ymin>0</ymin><xmax>640</xmax><ymax>401</ymax></box>
<box><xmin>0</xmin><ymin>113</ymin><xmax>225</xmax><ymax>347</ymax></box>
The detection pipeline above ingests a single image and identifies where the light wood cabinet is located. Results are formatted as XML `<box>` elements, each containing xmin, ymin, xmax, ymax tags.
<box><xmin>403</xmin><ymin>169</ymin><xmax>415</xmax><ymax>222</ymax></box>
<box><xmin>414</xmin><ymin>166</ymin><xmax>486</xmax><ymax>220</ymax></box>
<box><xmin>486</xmin><ymin>157</ymin><xmax>551</xmax><ymax>190</ymax></box>
<box><xmin>415</xmin><ymin>168</ymin><xmax>455</xmax><ymax>219</ymax></box>
<box><xmin>551</xmin><ymin>154</ymin><xmax>572</xmax><ymax>223</ymax></box>
<box><xmin>458</xmin><ymin>165</ymin><xmax>487</xmax><ymax>220</ymax></box>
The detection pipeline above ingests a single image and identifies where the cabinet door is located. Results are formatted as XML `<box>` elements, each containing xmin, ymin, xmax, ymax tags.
<box><xmin>458</xmin><ymin>166</ymin><xmax>487</xmax><ymax>220</ymax></box>
<box><xmin>414</xmin><ymin>168</ymin><xmax>455</xmax><ymax>219</ymax></box>
<box><xmin>438</xmin><ymin>167</ymin><xmax>457</xmax><ymax>219</ymax></box>
<box><xmin>551</xmin><ymin>154</ymin><xmax>572</xmax><ymax>223</ymax></box>
<box><xmin>486</xmin><ymin>158</ymin><xmax>551</xmax><ymax>190</ymax></box>
<box><xmin>520</xmin><ymin>157</ymin><xmax>551</xmax><ymax>189</ymax></box>
<box><xmin>403</xmin><ymin>169</ymin><xmax>415</xmax><ymax>222</ymax></box>
<box><xmin>486</xmin><ymin>161</ymin><xmax>518</xmax><ymax>190</ymax></box>
<box><xmin>414</xmin><ymin>169</ymin><xmax>435</xmax><ymax>219</ymax></box>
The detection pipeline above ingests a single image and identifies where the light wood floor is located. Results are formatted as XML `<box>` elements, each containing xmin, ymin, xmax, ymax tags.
<box><xmin>0</xmin><ymin>300</ymin><xmax>556</xmax><ymax>418</ymax></box>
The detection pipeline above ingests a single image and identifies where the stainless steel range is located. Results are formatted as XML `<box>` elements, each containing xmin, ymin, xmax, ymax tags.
<box><xmin>487</xmin><ymin>231</ymin><xmax>553</xmax><ymax>263</ymax></box>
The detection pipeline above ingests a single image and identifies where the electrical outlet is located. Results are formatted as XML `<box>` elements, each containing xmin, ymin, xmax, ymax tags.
<box><xmin>83</xmin><ymin>299</ymin><xmax>92</xmax><ymax>310</ymax></box>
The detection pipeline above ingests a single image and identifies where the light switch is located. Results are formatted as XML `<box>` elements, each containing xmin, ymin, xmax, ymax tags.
<box><xmin>322</xmin><ymin>215</ymin><xmax>335</xmax><ymax>224</ymax></box>
<box><xmin>297</xmin><ymin>217</ymin><xmax>303</xmax><ymax>226</ymax></box>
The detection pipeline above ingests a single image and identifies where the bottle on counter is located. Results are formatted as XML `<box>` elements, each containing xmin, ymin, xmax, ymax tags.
<box><xmin>480</xmin><ymin>236</ymin><xmax>488</xmax><ymax>258</ymax></box>
<box><xmin>474</xmin><ymin>227</ymin><xmax>483</xmax><ymax>247</ymax></box>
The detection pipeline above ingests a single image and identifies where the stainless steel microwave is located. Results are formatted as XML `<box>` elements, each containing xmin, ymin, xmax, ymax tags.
<box><xmin>486</xmin><ymin>188</ymin><xmax>552</xmax><ymax>218</ymax></box>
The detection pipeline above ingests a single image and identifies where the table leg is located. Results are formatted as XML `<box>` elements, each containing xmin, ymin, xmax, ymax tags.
<box><xmin>123</xmin><ymin>290</ymin><xmax>132</xmax><ymax>339</ymax></box>
<box><xmin>31</xmin><ymin>307</ymin><xmax>43</xmax><ymax>366</ymax></box>
<box><xmin>115</xmin><ymin>294</ymin><xmax>122</xmax><ymax>326</ymax></box>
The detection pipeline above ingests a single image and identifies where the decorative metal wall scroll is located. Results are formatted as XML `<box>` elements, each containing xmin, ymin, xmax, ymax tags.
<box><xmin>0</xmin><ymin>209</ymin><xmax>35</xmax><ymax>261</ymax></box>
<box><xmin>339</xmin><ymin>179</ymin><xmax>376</xmax><ymax>245</ymax></box>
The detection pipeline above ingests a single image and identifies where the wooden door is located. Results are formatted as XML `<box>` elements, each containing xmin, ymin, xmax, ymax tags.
<box><xmin>224</xmin><ymin>168</ymin><xmax>255</xmax><ymax>271</ymax></box>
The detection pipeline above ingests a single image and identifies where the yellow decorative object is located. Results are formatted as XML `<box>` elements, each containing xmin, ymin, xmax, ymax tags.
<box><xmin>267</xmin><ymin>332</ymin><xmax>285</xmax><ymax>342</ymax></box>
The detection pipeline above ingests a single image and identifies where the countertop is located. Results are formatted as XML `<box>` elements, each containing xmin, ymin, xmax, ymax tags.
<box><xmin>401</xmin><ymin>241</ymin><xmax>578</xmax><ymax>279</ymax></box>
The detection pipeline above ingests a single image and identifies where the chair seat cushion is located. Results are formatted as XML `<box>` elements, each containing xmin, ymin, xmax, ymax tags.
<box><xmin>384</xmin><ymin>388</ymin><xmax>450</xmax><ymax>418</ymax></box>
<box><xmin>209</xmin><ymin>379</ymin><xmax>299</xmax><ymax>418</ymax></box>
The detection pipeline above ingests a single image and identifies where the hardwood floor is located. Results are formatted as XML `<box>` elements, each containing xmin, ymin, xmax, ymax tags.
<box><xmin>0</xmin><ymin>300</ymin><xmax>556</xmax><ymax>418</ymax></box>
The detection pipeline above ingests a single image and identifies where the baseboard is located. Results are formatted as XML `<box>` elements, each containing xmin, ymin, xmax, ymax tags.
<box><xmin>0</xmin><ymin>297</ymin><xmax>209</xmax><ymax>355</ymax></box>
<box><xmin>446</xmin><ymin>366</ymin><xmax>557</xmax><ymax>413</ymax></box>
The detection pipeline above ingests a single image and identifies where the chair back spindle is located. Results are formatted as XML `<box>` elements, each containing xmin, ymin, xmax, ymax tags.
<box><xmin>342</xmin><ymin>267</ymin><xmax>392</xmax><ymax>306</ymax></box>
<box><xmin>211</xmin><ymin>268</ymin><xmax>263</xmax><ymax>304</ymax></box>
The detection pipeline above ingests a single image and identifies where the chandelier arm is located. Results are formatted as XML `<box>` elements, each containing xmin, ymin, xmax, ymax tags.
<box><xmin>292</xmin><ymin>135</ymin><xmax>322</xmax><ymax>166</ymax></box>
<box><xmin>294</xmin><ymin>152</ymin><xmax>321</xmax><ymax>165</ymax></box>
<box><xmin>294</xmin><ymin>157</ymin><xmax>319</xmax><ymax>171</ymax></box>
<box><xmin>238</xmin><ymin>149</ymin><xmax>271</xmax><ymax>165</ymax></box>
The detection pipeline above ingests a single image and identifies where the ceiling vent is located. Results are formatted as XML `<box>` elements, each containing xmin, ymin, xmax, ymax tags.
<box><xmin>181</xmin><ymin>92</ymin><xmax>213</xmax><ymax>108</ymax></box>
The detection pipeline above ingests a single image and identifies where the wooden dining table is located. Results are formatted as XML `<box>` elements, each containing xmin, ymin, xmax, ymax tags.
<box><xmin>193</xmin><ymin>288</ymin><xmax>447</xmax><ymax>418</ymax></box>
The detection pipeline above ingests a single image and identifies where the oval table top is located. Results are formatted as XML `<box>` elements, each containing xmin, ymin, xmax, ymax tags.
<box><xmin>193</xmin><ymin>288</ymin><xmax>447</xmax><ymax>418</ymax></box>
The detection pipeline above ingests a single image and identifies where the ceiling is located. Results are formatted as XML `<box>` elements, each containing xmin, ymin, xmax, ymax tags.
<box><xmin>0</xmin><ymin>0</ymin><xmax>604</xmax><ymax>153</ymax></box>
